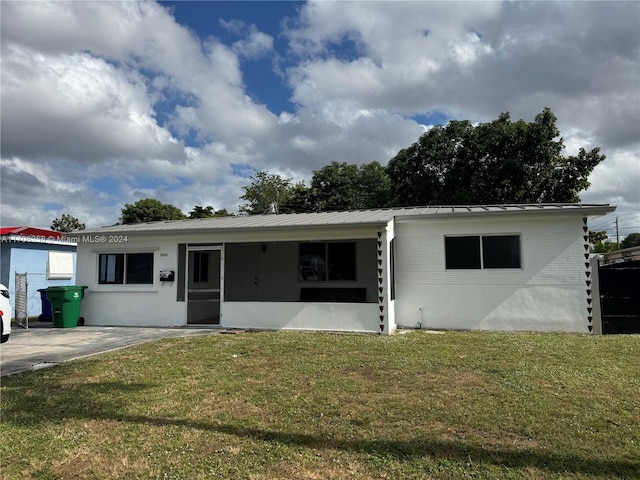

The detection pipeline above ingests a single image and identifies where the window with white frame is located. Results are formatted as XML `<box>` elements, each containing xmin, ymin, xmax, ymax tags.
<box><xmin>98</xmin><ymin>252</ymin><xmax>154</xmax><ymax>284</ymax></box>
<box><xmin>445</xmin><ymin>235</ymin><xmax>521</xmax><ymax>269</ymax></box>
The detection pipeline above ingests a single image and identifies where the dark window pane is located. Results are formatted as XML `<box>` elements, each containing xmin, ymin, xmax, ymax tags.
<box><xmin>193</xmin><ymin>251</ymin><xmax>209</xmax><ymax>283</ymax></box>
<box><xmin>99</xmin><ymin>254</ymin><xmax>124</xmax><ymax>284</ymax></box>
<box><xmin>300</xmin><ymin>243</ymin><xmax>327</xmax><ymax>281</ymax></box>
<box><xmin>445</xmin><ymin>236</ymin><xmax>481</xmax><ymax>269</ymax></box>
<box><xmin>200</xmin><ymin>252</ymin><xmax>209</xmax><ymax>282</ymax></box>
<box><xmin>126</xmin><ymin>253</ymin><xmax>154</xmax><ymax>284</ymax></box>
<box><xmin>483</xmin><ymin>236</ymin><xmax>521</xmax><ymax>268</ymax></box>
<box><xmin>328</xmin><ymin>242</ymin><xmax>356</xmax><ymax>281</ymax></box>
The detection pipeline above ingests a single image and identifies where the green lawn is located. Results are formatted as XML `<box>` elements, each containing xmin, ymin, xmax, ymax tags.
<box><xmin>1</xmin><ymin>330</ymin><xmax>638</xmax><ymax>479</ymax></box>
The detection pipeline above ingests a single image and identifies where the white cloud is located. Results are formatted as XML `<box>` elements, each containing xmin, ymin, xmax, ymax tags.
<box><xmin>282</xmin><ymin>0</ymin><xmax>639</xmax><ymax>226</ymax></box>
<box><xmin>0</xmin><ymin>0</ymin><xmax>638</xmax><ymax>232</ymax></box>
<box><xmin>1</xmin><ymin>45</ymin><xmax>185</xmax><ymax>162</ymax></box>
<box><xmin>231</xmin><ymin>25</ymin><xmax>274</xmax><ymax>60</ymax></box>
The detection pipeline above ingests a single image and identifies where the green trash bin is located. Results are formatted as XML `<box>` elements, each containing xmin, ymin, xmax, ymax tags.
<box><xmin>45</xmin><ymin>286</ymin><xmax>88</xmax><ymax>328</ymax></box>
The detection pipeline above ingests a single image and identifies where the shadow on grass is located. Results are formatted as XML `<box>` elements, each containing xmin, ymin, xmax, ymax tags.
<box><xmin>145</xmin><ymin>420</ymin><xmax>640</xmax><ymax>477</ymax></box>
<box><xmin>3</xmin><ymin>379</ymin><xmax>639</xmax><ymax>478</ymax></box>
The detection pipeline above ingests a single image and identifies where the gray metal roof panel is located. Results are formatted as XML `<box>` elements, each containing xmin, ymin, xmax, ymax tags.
<box><xmin>82</xmin><ymin>204</ymin><xmax>615</xmax><ymax>235</ymax></box>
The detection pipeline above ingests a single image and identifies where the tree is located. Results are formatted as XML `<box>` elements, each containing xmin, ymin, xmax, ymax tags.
<box><xmin>189</xmin><ymin>205</ymin><xmax>215</xmax><ymax>218</ymax></box>
<box><xmin>51</xmin><ymin>214</ymin><xmax>85</xmax><ymax>232</ymax></box>
<box><xmin>589</xmin><ymin>230</ymin><xmax>617</xmax><ymax>253</ymax></box>
<box><xmin>386</xmin><ymin>108</ymin><xmax>606</xmax><ymax>206</ymax></box>
<box><xmin>621</xmin><ymin>233</ymin><xmax>640</xmax><ymax>249</ymax></box>
<box><xmin>188</xmin><ymin>205</ymin><xmax>232</xmax><ymax>219</ymax></box>
<box><xmin>311</xmin><ymin>161</ymin><xmax>393</xmax><ymax>211</ymax></box>
<box><xmin>593</xmin><ymin>241</ymin><xmax>618</xmax><ymax>254</ymax></box>
<box><xmin>120</xmin><ymin>198</ymin><xmax>185</xmax><ymax>224</ymax></box>
<box><xmin>239</xmin><ymin>171</ymin><xmax>310</xmax><ymax>214</ymax></box>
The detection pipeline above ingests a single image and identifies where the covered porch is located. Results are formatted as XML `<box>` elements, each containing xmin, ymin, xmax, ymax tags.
<box><xmin>179</xmin><ymin>229</ymin><xmax>395</xmax><ymax>334</ymax></box>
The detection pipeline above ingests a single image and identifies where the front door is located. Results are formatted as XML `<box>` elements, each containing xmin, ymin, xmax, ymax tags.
<box><xmin>187</xmin><ymin>248</ymin><xmax>221</xmax><ymax>324</ymax></box>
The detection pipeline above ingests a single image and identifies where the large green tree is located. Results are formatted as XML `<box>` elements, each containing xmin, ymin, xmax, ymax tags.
<box><xmin>51</xmin><ymin>214</ymin><xmax>85</xmax><ymax>232</ymax></box>
<box><xmin>386</xmin><ymin>108</ymin><xmax>606</xmax><ymax>206</ymax></box>
<box><xmin>310</xmin><ymin>161</ymin><xmax>393</xmax><ymax>211</ymax></box>
<box><xmin>120</xmin><ymin>198</ymin><xmax>185</xmax><ymax>224</ymax></box>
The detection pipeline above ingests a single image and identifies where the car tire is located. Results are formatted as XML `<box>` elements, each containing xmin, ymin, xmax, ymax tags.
<box><xmin>1</xmin><ymin>318</ymin><xmax>8</xmax><ymax>343</ymax></box>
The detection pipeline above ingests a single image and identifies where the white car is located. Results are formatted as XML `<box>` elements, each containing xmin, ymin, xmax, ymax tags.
<box><xmin>1</xmin><ymin>283</ymin><xmax>11</xmax><ymax>343</ymax></box>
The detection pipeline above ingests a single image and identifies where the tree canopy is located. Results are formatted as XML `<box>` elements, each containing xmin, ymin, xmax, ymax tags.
<box><xmin>188</xmin><ymin>205</ymin><xmax>232</xmax><ymax>219</ymax></box>
<box><xmin>386</xmin><ymin>108</ymin><xmax>606</xmax><ymax>206</ymax></box>
<box><xmin>621</xmin><ymin>233</ymin><xmax>640</xmax><ymax>249</ymax></box>
<box><xmin>589</xmin><ymin>230</ymin><xmax>617</xmax><ymax>253</ymax></box>
<box><xmin>120</xmin><ymin>198</ymin><xmax>186</xmax><ymax>224</ymax></box>
<box><xmin>310</xmin><ymin>161</ymin><xmax>392</xmax><ymax>211</ymax></box>
<box><xmin>239</xmin><ymin>162</ymin><xmax>393</xmax><ymax>215</ymax></box>
<box><xmin>51</xmin><ymin>214</ymin><xmax>85</xmax><ymax>232</ymax></box>
<box><xmin>239</xmin><ymin>171</ymin><xmax>309</xmax><ymax>214</ymax></box>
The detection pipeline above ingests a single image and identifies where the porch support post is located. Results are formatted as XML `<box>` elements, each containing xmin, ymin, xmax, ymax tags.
<box><xmin>376</xmin><ymin>219</ymin><xmax>396</xmax><ymax>335</ymax></box>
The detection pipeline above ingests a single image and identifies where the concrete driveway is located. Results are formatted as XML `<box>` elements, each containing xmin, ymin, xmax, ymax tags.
<box><xmin>0</xmin><ymin>324</ymin><xmax>220</xmax><ymax>377</ymax></box>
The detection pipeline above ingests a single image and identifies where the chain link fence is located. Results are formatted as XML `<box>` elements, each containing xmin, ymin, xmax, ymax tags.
<box><xmin>13</xmin><ymin>272</ymin><xmax>77</xmax><ymax>329</ymax></box>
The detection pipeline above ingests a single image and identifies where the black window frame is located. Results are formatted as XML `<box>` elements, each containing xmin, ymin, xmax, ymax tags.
<box><xmin>98</xmin><ymin>252</ymin><xmax>154</xmax><ymax>284</ymax></box>
<box><xmin>299</xmin><ymin>242</ymin><xmax>357</xmax><ymax>282</ymax></box>
<box><xmin>445</xmin><ymin>235</ymin><xmax>521</xmax><ymax>270</ymax></box>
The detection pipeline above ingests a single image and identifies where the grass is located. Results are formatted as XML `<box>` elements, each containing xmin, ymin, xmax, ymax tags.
<box><xmin>1</xmin><ymin>330</ymin><xmax>639</xmax><ymax>479</ymax></box>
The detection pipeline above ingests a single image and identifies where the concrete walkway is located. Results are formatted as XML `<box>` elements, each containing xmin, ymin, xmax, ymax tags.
<box><xmin>0</xmin><ymin>323</ymin><xmax>220</xmax><ymax>377</ymax></box>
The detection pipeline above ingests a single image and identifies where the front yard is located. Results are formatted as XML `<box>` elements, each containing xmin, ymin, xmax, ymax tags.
<box><xmin>1</xmin><ymin>330</ymin><xmax>638</xmax><ymax>479</ymax></box>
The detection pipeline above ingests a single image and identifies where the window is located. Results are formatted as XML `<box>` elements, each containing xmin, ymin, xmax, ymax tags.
<box><xmin>445</xmin><ymin>236</ymin><xmax>481</xmax><ymax>269</ymax></box>
<box><xmin>482</xmin><ymin>235</ymin><xmax>521</xmax><ymax>268</ymax></box>
<box><xmin>299</xmin><ymin>242</ymin><xmax>356</xmax><ymax>281</ymax></box>
<box><xmin>99</xmin><ymin>253</ymin><xmax>154</xmax><ymax>284</ymax></box>
<box><xmin>99</xmin><ymin>254</ymin><xmax>124</xmax><ymax>283</ymax></box>
<box><xmin>192</xmin><ymin>251</ymin><xmax>209</xmax><ymax>283</ymax></box>
<box><xmin>445</xmin><ymin>235</ymin><xmax>521</xmax><ymax>269</ymax></box>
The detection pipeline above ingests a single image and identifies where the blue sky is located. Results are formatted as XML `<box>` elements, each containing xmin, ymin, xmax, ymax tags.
<box><xmin>160</xmin><ymin>1</ymin><xmax>302</xmax><ymax>123</ymax></box>
<box><xmin>1</xmin><ymin>1</ymin><xmax>638</xmax><ymax>237</ymax></box>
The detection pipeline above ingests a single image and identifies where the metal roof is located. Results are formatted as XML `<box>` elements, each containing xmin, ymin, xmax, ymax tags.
<box><xmin>0</xmin><ymin>226</ymin><xmax>77</xmax><ymax>245</ymax></box>
<box><xmin>0</xmin><ymin>227</ymin><xmax>64</xmax><ymax>238</ymax></box>
<box><xmin>82</xmin><ymin>204</ymin><xmax>616</xmax><ymax>235</ymax></box>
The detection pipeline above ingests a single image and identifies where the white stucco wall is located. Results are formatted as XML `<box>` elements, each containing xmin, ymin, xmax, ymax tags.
<box><xmin>77</xmin><ymin>212</ymin><xmax>594</xmax><ymax>333</ymax></box>
<box><xmin>222</xmin><ymin>302</ymin><xmax>379</xmax><ymax>333</ymax></box>
<box><xmin>76</xmin><ymin>235</ymin><xmax>186</xmax><ymax>327</ymax></box>
<box><xmin>393</xmin><ymin>214</ymin><xmax>590</xmax><ymax>332</ymax></box>
<box><xmin>76</xmin><ymin>227</ymin><xmax>383</xmax><ymax>330</ymax></box>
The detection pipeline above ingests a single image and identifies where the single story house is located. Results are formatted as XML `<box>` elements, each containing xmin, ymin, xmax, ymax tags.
<box><xmin>0</xmin><ymin>227</ymin><xmax>77</xmax><ymax>318</ymax></box>
<box><xmin>76</xmin><ymin>204</ymin><xmax>615</xmax><ymax>334</ymax></box>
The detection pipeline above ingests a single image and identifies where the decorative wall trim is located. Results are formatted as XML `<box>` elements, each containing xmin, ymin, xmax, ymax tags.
<box><xmin>583</xmin><ymin>217</ymin><xmax>593</xmax><ymax>333</ymax></box>
<box><xmin>377</xmin><ymin>231</ymin><xmax>385</xmax><ymax>333</ymax></box>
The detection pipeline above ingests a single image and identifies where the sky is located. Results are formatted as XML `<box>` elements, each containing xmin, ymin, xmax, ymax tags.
<box><xmin>1</xmin><ymin>0</ymin><xmax>638</xmax><ymax>239</ymax></box>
